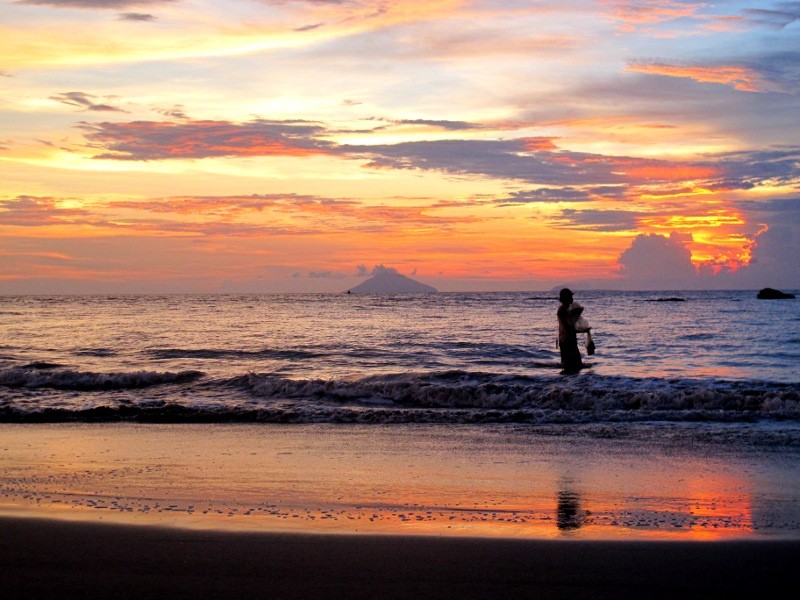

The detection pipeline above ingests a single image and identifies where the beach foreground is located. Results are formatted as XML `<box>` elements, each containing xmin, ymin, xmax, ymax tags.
<box><xmin>3</xmin><ymin>422</ymin><xmax>800</xmax><ymax>597</ymax></box>
<box><xmin>2</xmin><ymin>517</ymin><xmax>799</xmax><ymax>599</ymax></box>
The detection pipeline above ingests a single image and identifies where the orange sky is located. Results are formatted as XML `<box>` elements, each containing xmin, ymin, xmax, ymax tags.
<box><xmin>1</xmin><ymin>0</ymin><xmax>799</xmax><ymax>292</ymax></box>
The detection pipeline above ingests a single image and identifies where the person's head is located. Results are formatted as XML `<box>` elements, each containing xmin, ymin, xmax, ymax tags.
<box><xmin>559</xmin><ymin>288</ymin><xmax>574</xmax><ymax>305</ymax></box>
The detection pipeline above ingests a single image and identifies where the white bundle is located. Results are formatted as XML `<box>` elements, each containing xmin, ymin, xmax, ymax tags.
<box><xmin>570</xmin><ymin>302</ymin><xmax>591</xmax><ymax>332</ymax></box>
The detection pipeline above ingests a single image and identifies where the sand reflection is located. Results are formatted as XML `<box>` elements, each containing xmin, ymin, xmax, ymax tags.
<box><xmin>1</xmin><ymin>423</ymin><xmax>797</xmax><ymax>540</ymax></box>
<box><xmin>556</xmin><ymin>479</ymin><xmax>586</xmax><ymax>532</ymax></box>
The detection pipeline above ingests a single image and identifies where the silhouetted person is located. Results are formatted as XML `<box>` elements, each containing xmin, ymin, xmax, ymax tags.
<box><xmin>557</xmin><ymin>288</ymin><xmax>584</xmax><ymax>374</ymax></box>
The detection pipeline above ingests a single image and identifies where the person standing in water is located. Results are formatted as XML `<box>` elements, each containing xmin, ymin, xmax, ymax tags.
<box><xmin>557</xmin><ymin>288</ymin><xmax>584</xmax><ymax>374</ymax></box>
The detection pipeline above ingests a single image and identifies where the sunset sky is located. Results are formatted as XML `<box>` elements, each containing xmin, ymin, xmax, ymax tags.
<box><xmin>1</xmin><ymin>0</ymin><xmax>799</xmax><ymax>293</ymax></box>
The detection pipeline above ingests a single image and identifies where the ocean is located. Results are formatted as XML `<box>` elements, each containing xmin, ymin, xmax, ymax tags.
<box><xmin>1</xmin><ymin>290</ymin><xmax>799</xmax><ymax>425</ymax></box>
<box><xmin>2</xmin><ymin>290</ymin><xmax>800</xmax><ymax>539</ymax></box>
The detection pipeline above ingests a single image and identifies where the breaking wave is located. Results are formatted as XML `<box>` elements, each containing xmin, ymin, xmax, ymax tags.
<box><xmin>245</xmin><ymin>372</ymin><xmax>800</xmax><ymax>416</ymax></box>
<box><xmin>0</xmin><ymin>366</ymin><xmax>204</xmax><ymax>391</ymax></box>
<box><xmin>2</xmin><ymin>368</ymin><xmax>799</xmax><ymax>424</ymax></box>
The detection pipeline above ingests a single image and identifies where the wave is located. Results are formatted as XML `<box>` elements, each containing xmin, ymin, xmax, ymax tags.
<box><xmin>2</xmin><ymin>369</ymin><xmax>799</xmax><ymax>423</ymax></box>
<box><xmin>245</xmin><ymin>372</ymin><xmax>800</xmax><ymax>415</ymax></box>
<box><xmin>148</xmin><ymin>348</ymin><xmax>323</xmax><ymax>360</ymax></box>
<box><xmin>22</xmin><ymin>361</ymin><xmax>64</xmax><ymax>370</ymax></box>
<box><xmin>0</xmin><ymin>367</ymin><xmax>204</xmax><ymax>390</ymax></box>
<box><xmin>74</xmin><ymin>348</ymin><xmax>117</xmax><ymax>357</ymax></box>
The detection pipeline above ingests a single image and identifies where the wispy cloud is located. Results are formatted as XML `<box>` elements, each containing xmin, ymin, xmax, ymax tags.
<box><xmin>0</xmin><ymin>196</ymin><xmax>92</xmax><ymax>226</ymax></box>
<box><xmin>16</xmin><ymin>0</ymin><xmax>176</xmax><ymax>8</ymax></box>
<box><xmin>600</xmin><ymin>0</ymin><xmax>706</xmax><ymax>32</ymax></box>
<box><xmin>626</xmin><ymin>61</ymin><xmax>766</xmax><ymax>92</ymax></box>
<box><xmin>117</xmin><ymin>12</ymin><xmax>157</xmax><ymax>21</ymax></box>
<box><xmin>744</xmin><ymin>2</ymin><xmax>800</xmax><ymax>29</ymax></box>
<box><xmin>50</xmin><ymin>91</ymin><xmax>128</xmax><ymax>112</ymax></box>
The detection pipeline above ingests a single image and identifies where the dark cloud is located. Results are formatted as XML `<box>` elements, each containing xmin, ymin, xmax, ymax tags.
<box><xmin>117</xmin><ymin>12</ymin><xmax>156</xmax><ymax>21</ymax></box>
<box><xmin>346</xmin><ymin>138</ymin><xmax>721</xmax><ymax>187</ymax></box>
<box><xmin>82</xmin><ymin>119</ymin><xmax>334</xmax><ymax>160</ymax></box>
<box><xmin>746</xmin><ymin>51</ymin><xmax>800</xmax><ymax>94</ymax></box>
<box><xmin>79</xmin><ymin>116</ymin><xmax>800</xmax><ymax>195</ymax></box>
<box><xmin>17</xmin><ymin>0</ymin><xmax>175</xmax><ymax>8</ymax></box>
<box><xmin>155</xmin><ymin>105</ymin><xmax>189</xmax><ymax>119</ymax></box>
<box><xmin>734</xmin><ymin>197</ymin><xmax>800</xmax><ymax>285</ymax></box>
<box><xmin>744</xmin><ymin>2</ymin><xmax>800</xmax><ymax>29</ymax></box>
<box><xmin>617</xmin><ymin>232</ymin><xmax>698</xmax><ymax>287</ymax></box>
<box><xmin>394</xmin><ymin>119</ymin><xmax>482</xmax><ymax>131</ymax></box>
<box><xmin>50</xmin><ymin>92</ymin><xmax>127</xmax><ymax>113</ymax></box>
<box><xmin>552</xmin><ymin>209</ymin><xmax>642</xmax><ymax>232</ymax></box>
<box><xmin>707</xmin><ymin>147</ymin><xmax>800</xmax><ymax>189</ymax></box>
<box><xmin>499</xmin><ymin>186</ymin><xmax>626</xmax><ymax>204</ymax></box>
<box><xmin>294</xmin><ymin>22</ymin><xmax>325</xmax><ymax>32</ymax></box>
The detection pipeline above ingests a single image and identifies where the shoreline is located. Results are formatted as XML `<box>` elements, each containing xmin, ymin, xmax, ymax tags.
<box><xmin>2</xmin><ymin>516</ymin><xmax>799</xmax><ymax>599</ymax></box>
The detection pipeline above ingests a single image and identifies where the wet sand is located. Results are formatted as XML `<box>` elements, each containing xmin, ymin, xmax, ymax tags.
<box><xmin>3</xmin><ymin>423</ymin><xmax>800</xmax><ymax>538</ymax></box>
<box><xmin>2</xmin><ymin>516</ymin><xmax>799</xmax><ymax>599</ymax></box>
<box><xmin>2</xmin><ymin>423</ymin><xmax>800</xmax><ymax>597</ymax></box>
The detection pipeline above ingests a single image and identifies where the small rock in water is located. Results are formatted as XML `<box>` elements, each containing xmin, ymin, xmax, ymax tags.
<box><xmin>757</xmin><ymin>288</ymin><xmax>795</xmax><ymax>299</ymax></box>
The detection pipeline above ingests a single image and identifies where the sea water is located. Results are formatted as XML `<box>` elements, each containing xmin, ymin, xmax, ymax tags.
<box><xmin>1</xmin><ymin>290</ymin><xmax>799</xmax><ymax>424</ymax></box>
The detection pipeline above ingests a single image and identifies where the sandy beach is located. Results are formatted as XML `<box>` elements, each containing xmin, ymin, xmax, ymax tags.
<box><xmin>2</xmin><ymin>422</ymin><xmax>800</xmax><ymax>597</ymax></box>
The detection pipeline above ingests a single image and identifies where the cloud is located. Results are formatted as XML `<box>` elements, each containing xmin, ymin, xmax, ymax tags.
<box><xmin>617</xmin><ymin>232</ymin><xmax>698</xmax><ymax>287</ymax></box>
<box><xmin>600</xmin><ymin>0</ymin><xmax>706</xmax><ymax>32</ymax></box>
<box><xmin>711</xmin><ymin>147</ymin><xmax>800</xmax><ymax>189</ymax></box>
<box><xmin>16</xmin><ymin>0</ymin><xmax>176</xmax><ymax>8</ymax></box>
<box><xmin>294</xmin><ymin>22</ymin><xmax>325</xmax><ymax>32</ymax></box>
<box><xmin>394</xmin><ymin>119</ymin><xmax>483</xmax><ymax>131</ymax></box>
<box><xmin>500</xmin><ymin>186</ymin><xmax>625</xmax><ymax>204</ymax></box>
<box><xmin>626</xmin><ymin>61</ymin><xmax>767</xmax><ymax>93</ymax></box>
<box><xmin>552</xmin><ymin>208</ymin><xmax>642</xmax><ymax>232</ymax></box>
<box><xmin>81</xmin><ymin>119</ymin><xmax>334</xmax><ymax>160</ymax></box>
<box><xmin>0</xmin><ymin>196</ymin><xmax>92</xmax><ymax>226</ymax></box>
<box><xmin>348</xmin><ymin>138</ymin><xmax>720</xmax><ymax>186</ymax></box>
<box><xmin>117</xmin><ymin>12</ymin><xmax>156</xmax><ymax>21</ymax></box>
<box><xmin>371</xmin><ymin>264</ymin><xmax>399</xmax><ymax>276</ymax></box>
<box><xmin>50</xmin><ymin>91</ymin><xmax>127</xmax><ymax>113</ymax></box>
<box><xmin>155</xmin><ymin>105</ymin><xmax>189</xmax><ymax>119</ymax></box>
<box><xmin>734</xmin><ymin>198</ymin><xmax>800</xmax><ymax>285</ymax></box>
<box><xmin>78</xmin><ymin>118</ymin><xmax>800</xmax><ymax>197</ymax></box>
<box><xmin>744</xmin><ymin>2</ymin><xmax>800</xmax><ymax>29</ymax></box>
<box><xmin>626</xmin><ymin>52</ymin><xmax>800</xmax><ymax>95</ymax></box>
<box><xmin>110</xmin><ymin>193</ymin><xmax>358</xmax><ymax>215</ymax></box>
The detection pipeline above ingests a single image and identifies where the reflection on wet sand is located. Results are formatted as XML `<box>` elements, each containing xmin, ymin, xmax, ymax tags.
<box><xmin>556</xmin><ymin>480</ymin><xmax>586</xmax><ymax>532</ymax></box>
<box><xmin>1</xmin><ymin>423</ymin><xmax>798</xmax><ymax>540</ymax></box>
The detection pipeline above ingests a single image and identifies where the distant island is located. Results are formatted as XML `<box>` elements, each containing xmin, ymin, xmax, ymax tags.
<box><xmin>348</xmin><ymin>266</ymin><xmax>437</xmax><ymax>294</ymax></box>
